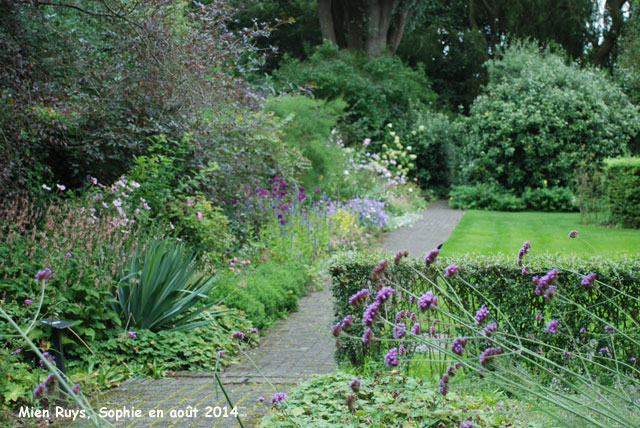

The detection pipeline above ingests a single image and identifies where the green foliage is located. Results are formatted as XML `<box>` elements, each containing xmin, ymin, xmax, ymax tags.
<box><xmin>602</xmin><ymin>157</ymin><xmax>640</xmax><ymax>228</ymax></box>
<box><xmin>210</xmin><ymin>260</ymin><xmax>310</xmax><ymax>329</ymax></box>
<box><xmin>460</xmin><ymin>42</ymin><xmax>640</xmax><ymax>193</ymax></box>
<box><xmin>113</xmin><ymin>239</ymin><xmax>219</xmax><ymax>332</ymax></box>
<box><xmin>329</xmin><ymin>251</ymin><xmax>640</xmax><ymax>367</ymax></box>
<box><xmin>166</xmin><ymin>195</ymin><xmax>232</xmax><ymax>264</ymax></box>
<box><xmin>449</xmin><ymin>184</ymin><xmax>526</xmax><ymax>211</ymax></box>
<box><xmin>260</xmin><ymin>371</ymin><xmax>541</xmax><ymax>428</ymax></box>
<box><xmin>263</xmin><ymin>95</ymin><xmax>347</xmax><ymax>193</ymax></box>
<box><xmin>273</xmin><ymin>41</ymin><xmax>436</xmax><ymax>144</ymax></box>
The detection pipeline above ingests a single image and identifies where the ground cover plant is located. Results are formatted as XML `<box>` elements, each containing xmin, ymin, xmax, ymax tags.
<box><xmin>441</xmin><ymin>211</ymin><xmax>640</xmax><ymax>257</ymax></box>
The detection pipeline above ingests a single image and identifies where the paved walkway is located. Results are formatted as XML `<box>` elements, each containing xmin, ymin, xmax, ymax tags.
<box><xmin>82</xmin><ymin>201</ymin><xmax>463</xmax><ymax>428</ymax></box>
<box><xmin>380</xmin><ymin>200</ymin><xmax>465</xmax><ymax>257</ymax></box>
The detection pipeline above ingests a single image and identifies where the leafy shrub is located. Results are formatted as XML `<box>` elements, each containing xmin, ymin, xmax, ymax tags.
<box><xmin>449</xmin><ymin>184</ymin><xmax>526</xmax><ymax>211</ymax></box>
<box><xmin>263</xmin><ymin>95</ymin><xmax>347</xmax><ymax>193</ymax></box>
<box><xmin>521</xmin><ymin>186</ymin><xmax>577</xmax><ymax>212</ymax></box>
<box><xmin>460</xmin><ymin>42</ymin><xmax>640</xmax><ymax>194</ymax></box>
<box><xmin>273</xmin><ymin>41</ymin><xmax>435</xmax><ymax>144</ymax></box>
<box><xmin>602</xmin><ymin>157</ymin><xmax>640</xmax><ymax>228</ymax></box>
<box><xmin>210</xmin><ymin>260</ymin><xmax>309</xmax><ymax>329</ymax></box>
<box><xmin>329</xmin><ymin>251</ymin><xmax>640</xmax><ymax>367</ymax></box>
<box><xmin>113</xmin><ymin>239</ymin><xmax>219</xmax><ymax>332</ymax></box>
<box><xmin>260</xmin><ymin>371</ymin><xmax>536</xmax><ymax>428</ymax></box>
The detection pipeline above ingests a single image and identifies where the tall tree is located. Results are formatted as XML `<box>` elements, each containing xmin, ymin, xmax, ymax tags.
<box><xmin>584</xmin><ymin>0</ymin><xmax>629</xmax><ymax>67</ymax></box>
<box><xmin>317</xmin><ymin>0</ymin><xmax>422</xmax><ymax>54</ymax></box>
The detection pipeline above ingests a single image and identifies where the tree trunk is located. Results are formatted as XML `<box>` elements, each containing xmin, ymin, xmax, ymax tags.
<box><xmin>364</xmin><ymin>0</ymin><xmax>394</xmax><ymax>55</ymax></box>
<box><xmin>318</xmin><ymin>0</ymin><xmax>338</xmax><ymax>45</ymax></box>
<box><xmin>469</xmin><ymin>0</ymin><xmax>479</xmax><ymax>31</ymax></box>
<box><xmin>331</xmin><ymin>0</ymin><xmax>347</xmax><ymax>48</ymax></box>
<box><xmin>388</xmin><ymin>0</ymin><xmax>410</xmax><ymax>54</ymax></box>
<box><xmin>592</xmin><ymin>0</ymin><xmax>627</xmax><ymax>67</ymax></box>
<box><xmin>345</xmin><ymin>0</ymin><xmax>364</xmax><ymax>50</ymax></box>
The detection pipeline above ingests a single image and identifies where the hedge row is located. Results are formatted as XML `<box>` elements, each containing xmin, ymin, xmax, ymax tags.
<box><xmin>329</xmin><ymin>251</ymin><xmax>640</xmax><ymax>367</ymax></box>
<box><xmin>603</xmin><ymin>157</ymin><xmax>640</xmax><ymax>228</ymax></box>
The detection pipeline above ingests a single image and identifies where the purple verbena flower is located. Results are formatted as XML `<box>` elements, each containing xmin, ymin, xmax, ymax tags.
<box><xmin>544</xmin><ymin>319</ymin><xmax>559</xmax><ymax>334</ymax></box>
<box><xmin>258</xmin><ymin>396</ymin><xmax>265</xmax><ymax>402</ymax></box>
<box><xmin>394</xmin><ymin>250</ymin><xmax>409</xmax><ymax>264</ymax></box>
<box><xmin>521</xmin><ymin>265</ymin><xmax>529</xmax><ymax>276</ymax></box>
<box><xmin>535</xmin><ymin>313</ymin><xmax>543</xmax><ymax>321</ymax></box>
<box><xmin>482</xmin><ymin>322</ymin><xmax>498</xmax><ymax>337</ymax></box>
<box><xmin>270</xmin><ymin>392</ymin><xmax>286</xmax><ymax>404</ymax></box>
<box><xmin>33</xmin><ymin>383</ymin><xmax>46</xmax><ymax>399</ymax></box>
<box><xmin>411</xmin><ymin>323</ymin><xmax>420</xmax><ymax>335</ymax></box>
<box><xmin>375</xmin><ymin>286</ymin><xmax>394</xmax><ymax>303</ymax></box>
<box><xmin>394</xmin><ymin>310</ymin><xmax>406</xmax><ymax>323</ymax></box>
<box><xmin>479</xmin><ymin>346</ymin><xmax>503</xmax><ymax>365</ymax></box>
<box><xmin>450</xmin><ymin>337</ymin><xmax>467</xmax><ymax>355</ymax></box>
<box><xmin>341</xmin><ymin>315</ymin><xmax>353</xmax><ymax>328</ymax></box>
<box><xmin>13</xmin><ymin>349</ymin><xmax>21</xmax><ymax>355</ymax></box>
<box><xmin>331</xmin><ymin>322</ymin><xmax>342</xmax><ymax>336</ymax></box>
<box><xmin>232</xmin><ymin>331</ymin><xmax>245</xmax><ymax>340</ymax></box>
<box><xmin>35</xmin><ymin>268</ymin><xmax>53</xmax><ymax>282</ymax></box>
<box><xmin>127</xmin><ymin>331</ymin><xmax>136</xmax><ymax>339</ymax></box>
<box><xmin>349</xmin><ymin>378</ymin><xmax>361</xmax><ymax>392</ymax></box>
<box><xmin>581</xmin><ymin>272</ymin><xmax>597</xmax><ymax>286</ymax></box>
<box><xmin>424</xmin><ymin>248</ymin><xmax>439</xmax><ymax>267</ymax></box>
<box><xmin>460</xmin><ymin>419</ymin><xmax>474</xmax><ymax>428</ymax></box>
<box><xmin>393</xmin><ymin>323</ymin><xmax>406</xmax><ymax>339</ymax></box>
<box><xmin>579</xmin><ymin>327</ymin><xmax>586</xmax><ymax>334</ymax></box>
<box><xmin>474</xmin><ymin>304</ymin><xmax>490</xmax><ymax>325</ymax></box>
<box><xmin>444</xmin><ymin>264</ymin><xmax>459</xmax><ymax>278</ymax></box>
<box><xmin>569</xmin><ymin>230</ymin><xmax>578</xmax><ymax>238</ymax></box>
<box><xmin>362</xmin><ymin>301</ymin><xmax>380</xmax><ymax>325</ymax></box>
<box><xmin>385</xmin><ymin>347</ymin><xmax>399</xmax><ymax>366</ymax></box>
<box><xmin>348</xmin><ymin>289</ymin><xmax>370</xmax><ymax>306</ymax></box>
<box><xmin>362</xmin><ymin>328</ymin><xmax>374</xmax><ymax>344</ymax></box>
<box><xmin>24</xmin><ymin>299</ymin><xmax>33</xmax><ymax>306</ymax></box>
<box><xmin>250</xmin><ymin>328</ymin><xmax>259</xmax><ymax>334</ymax></box>
<box><xmin>418</xmin><ymin>291</ymin><xmax>438</xmax><ymax>312</ymax></box>
<box><xmin>71</xmin><ymin>384</ymin><xmax>81</xmax><ymax>393</ymax></box>
<box><xmin>604</xmin><ymin>325</ymin><xmax>614</xmax><ymax>332</ymax></box>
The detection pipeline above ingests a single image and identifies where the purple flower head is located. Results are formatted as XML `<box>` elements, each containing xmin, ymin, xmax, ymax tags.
<box><xmin>482</xmin><ymin>322</ymin><xmax>498</xmax><ymax>337</ymax></box>
<box><xmin>362</xmin><ymin>301</ymin><xmax>380</xmax><ymax>325</ymax></box>
<box><xmin>444</xmin><ymin>264</ymin><xmax>459</xmax><ymax>278</ymax></box>
<box><xmin>599</xmin><ymin>347</ymin><xmax>609</xmax><ymax>354</ymax></box>
<box><xmin>450</xmin><ymin>337</ymin><xmax>467</xmax><ymax>355</ymax></box>
<box><xmin>410</xmin><ymin>312</ymin><xmax>417</xmax><ymax>321</ymax></box>
<box><xmin>409</xmin><ymin>295</ymin><xmax>416</xmax><ymax>304</ymax></box>
<box><xmin>250</xmin><ymin>328</ymin><xmax>259</xmax><ymax>334</ymax></box>
<box><xmin>331</xmin><ymin>322</ymin><xmax>342</xmax><ymax>336</ymax></box>
<box><xmin>393</xmin><ymin>323</ymin><xmax>406</xmax><ymax>339</ymax></box>
<box><xmin>579</xmin><ymin>327</ymin><xmax>586</xmax><ymax>334</ymax></box>
<box><xmin>39</xmin><ymin>352</ymin><xmax>54</xmax><ymax>367</ymax></box>
<box><xmin>127</xmin><ymin>331</ymin><xmax>136</xmax><ymax>339</ymax></box>
<box><xmin>630</xmin><ymin>357</ymin><xmax>637</xmax><ymax>364</ymax></box>
<box><xmin>563</xmin><ymin>350</ymin><xmax>571</xmax><ymax>359</ymax></box>
<box><xmin>216</xmin><ymin>350</ymin><xmax>225</xmax><ymax>358</ymax></box>
<box><xmin>460</xmin><ymin>419</ymin><xmax>474</xmax><ymax>428</ymax></box>
<box><xmin>424</xmin><ymin>248</ymin><xmax>440</xmax><ymax>267</ymax></box>
<box><xmin>25</xmin><ymin>299</ymin><xmax>33</xmax><ymax>306</ymax></box>
<box><xmin>348</xmin><ymin>289</ymin><xmax>370</xmax><ymax>306</ymax></box>
<box><xmin>375</xmin><ymin>286</ymin><xmax>394</xmax><ymax>303</ymax></box>
<box><xmin>13</xmin><ymin>349</ymin><xmax>21</xmax><ymax>355</ymax></box>
<box><xmin>232</xmin><ymin>331</ymin><xmax>245</xmax><ymax>340</ymax></box>
<box><xmin>371</xmin><ymin>259</ymin><xmax>389</xmax><ymax>280</ymax></box>
<box><xmin>544</xmin><ymin>285</ymin><xmax>557</xmax><ymax>301</ymax></box>
<box><xmin>394</xmin><ymin>250</ymin><xmax>409</xmax><ymax>264</ymax></box>
<box><xmin>581</xmin><ymin>272</ymin><xmax>597</xmax><ymax>286</ymax></box>
<box><xmin>362</xmin><ymin>328</ymin><xmax>374</xmax><ymax>344</ymax></box>
<box><xmin>399</xmin><ymin>344</ymin><xmax>406</xmax><ymax>355</ymax></box>
<box><xmin>479</xmin><ymin>346</ymin><xmax>503</xmax><ymax>365</ymax></box>
<box><xmin>569</xmin><ymin>230</ymin><xmax>579</xmax><ymax>238</ymax></box>
<box><xmin>35</xmin><ymin>268</ymin><xmax>53</xmax><ymax>282</ymax></box>
<box><xmin>604</xmin><ymin>325</ymin><xmax>614</xmax><ymax>332</ymax></box>
<box><xmin>394</xmin><ymin>310</ymin><xmax>406</xmax><ymax>323</ymax></box>
<box><xmin>45</xmin><ymin>372</ymin><xmax>56</xmax><ymax>387</ymax></box>
<box><xmin>315</xmin><ymin>187</ymin><xmax>320</xmax><ymax>193</ymax></box>
<box><xmin>65</xmin><ymin>252</ymin><xmax>73</xmax><ymax>258</ymax></box>
<box><xmin>349</xmin><ymin>378</ymin><xmax>361</xmax><ymax>392</ymax></box>
<box><xmin>33</xmin><ymin>383</ymin><xmax>46</xmax><ymax>399</ymax></box>
<box><xmin>418</xmin><ymin>291</ymin><xmax>438</xmax><ymax>312</ymax></box>
<box><xmin>71</xmin><ymin>384</ymin><xmax>81</xmax><ymax>393</ymax></box>
<box><xmin>534</xmin><ymin>268</ymin><xmax>559</xmax><ymax>296</ymax></box>
<box><xmin>429</xmin><ymin>325</ymin><xmax>436</xmax><ymax>336</ymax></box>
<box><xmin>270</xmin><ymin>392</ymin><xmax>286</xmax><ymax>404</ymax></box>
<box><xmin>544</xmin><ymin>319</ymin><xmax>559</xmax><ymax>334</ymax></box>
<box><xmin>341</xmin><ymin>315</ymin><xmax>353</xmax><ymax>328</ymax></box>
<box><xmin>535</xmin><ymin>313</ymin><xmax>543</xmax><ymax>321</ymax></box>
<box><xmin>474</xmin><ymin>304</ymin><xmax>490</xmax><ymax>325</ymax></box>
<box><xmin>521</xmin><ymin>265</ymin><xmax>529</xmax><ymax>276</ymax></box>
<box><xmin>258</xmin><ymin>396</ymin><xmax>265</xmax><ymax>402</ymax></box>
<box><xmin>411</xmin><ymin>323</ymin><xmax>421</xmax><ymax>335</ymax></box>
<box><xmin>385</xmin><ymin>347</ymin><xmax>399</xmax><ymax>366</ymax></box>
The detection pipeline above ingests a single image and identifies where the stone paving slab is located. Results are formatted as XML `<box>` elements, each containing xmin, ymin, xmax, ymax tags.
<box><xmin>380</xmin><ymin>200</ymin><xmax>465</xmax><ymax>257</ymax></box>
<box><xmin>73</xmin><ymin>287</ymin><xmax>335</xmax><ymax>428</ymax></box>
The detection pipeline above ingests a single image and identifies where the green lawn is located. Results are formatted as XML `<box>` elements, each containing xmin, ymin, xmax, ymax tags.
<box><xmin>442</xmin><ymin>210</ymin><xmax>640</xmax><ymax>257</ymax></box>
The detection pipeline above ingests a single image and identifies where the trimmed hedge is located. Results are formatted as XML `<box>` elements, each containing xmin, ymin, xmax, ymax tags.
<box><xmin>329</xmin><ymin>251</ymin><xmax>640</xmax><ymax>367</ymax></box>
<box><xmin>603</xmin><ymin>157</ymin><xmax>640</xmax><ymax>228</ymax></box>
<box><xmin>210</xmin><ymin>259</ymin><xmax>309</xmax><ymax>329</ymax></box>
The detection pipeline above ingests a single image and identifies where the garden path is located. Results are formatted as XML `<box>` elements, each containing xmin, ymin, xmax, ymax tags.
<box><xmin>79</xmin><ymin>200</ymin><xmax>463</xmax><ymax>428</ymax></box>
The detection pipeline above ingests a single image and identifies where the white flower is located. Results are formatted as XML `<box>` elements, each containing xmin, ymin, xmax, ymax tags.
<box><xmin>56</xmin><ymin>184</ymin><xmax>66</xmax><ymax>191</ymax></box>
<box><xmin>344</xmin><ymin>170</ymin><xmax>349</xmax><ymax>175</ymax></box>
<box><xmin>131</xmin><ymin>181</ymin><xmax>140</xmax><ymax>188</ymax></box>
<box><xmin>390</xmin><ymin>131</ymin><xmax>396</xmax><ymax>137</ymax></box>
<box><xmin>418</xmin><ymin>125</ymin><xmax>425</xmax><ymax>131</ymax></box>
<box><xmin>386</xmin><ymin>123</ymin><xmax>393</xmax><ymax>128</ymax></box>
<box><xmin>113</xmin><ymin>198</ymin><xmax>122</xmax><ymax>207</ymax></box>
<box><xmin>42</xmin><ymin>184</ymin><xmax>51</xmax><ymax>191</ymax></box>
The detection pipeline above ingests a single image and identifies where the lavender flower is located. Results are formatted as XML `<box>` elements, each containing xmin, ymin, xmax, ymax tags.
<box><xmin>349</xmin><ymin>378</ymin><xmax>361</xmax><ymax>392</ymax></box>
<box><xmin>24</xmin><ymin>299</ymin><xmax>33</xmax><ymax>306</ymax></box>
<box><xmin>348</xmin><ymin>289</ymin><xmax>370</xmax><ymax>306</ymax></box>
<box><xmin>474</xmin><ymin>304</ymin><xmax>490</xmax><ymax>325</ymax></box>
<box><xmin>362</xmin><ymin>301</ymin><xmax>380</xmax><ymax>325</ymax></box>
<box><xmin>544</xmin><ymin>319</ymin><xmax>559</xmax><ymax>334</ymax></box>
<box><xmin>418</xmin><ymin>291</ymin><xmax>438</xmax><ymax>312</ymax></box>
<box><xmin>411</xmin><ymin>323</ymin><xmax>421</xmax><ymax>335</ymax></box>
<box><xmin>444</xmin><ymin>264</ymin><xmax>459</xmax><ymax>278</ymax></box>
<box><xmin>581</xmin><ymin>272</ymin><xmax>597</xmax><ymax>286</ymax></box>
<box><xmin>385</xmin><ymin>347</ymin><xmax>399</xmax><ymax>366</ymax></box>
<box><xmin>362</xmin><ymin>328</ymin><xmax>374</xmax><ymax>344</ymax></box>
<box><xmin>393</xmin><ymin>323</ymin><xmax>406</xmax><ymax>339</ymax></box>
<box><xmin>35</xmin><ymin>268</ymin><xmax>53</xmax><ymax>282</ymax></box>
<box><xmin>450</xmin><ymin>337</ymin><xmax>467</xmax><ymax>355</ymax></box>
<box><xmin>271</xmin><ymin>392</ymin><xmax>286</xmax><ymax>404</ymax></box>
<box><xmin>424</xmin><ymin>248</ymin><xmax>440</xmax><ymax>267</ymax></box>
<box><xmin>375</xmin><ymin>286</ymin><xmax>394</xmax><ymax>303</ymax></box>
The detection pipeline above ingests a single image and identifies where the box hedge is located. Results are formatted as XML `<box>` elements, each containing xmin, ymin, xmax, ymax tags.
<box><xmin>329</xmin><ymin>251</ymin><xmax>640</xmax><ymax>367</ymax></box>
<box><xmin>602</xmin><ymin>157</ymin><xmax>640</xmax><ymax>228</ymax></box>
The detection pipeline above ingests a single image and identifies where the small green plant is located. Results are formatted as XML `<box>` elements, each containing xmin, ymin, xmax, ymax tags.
<box><xmin>112</xmin><ymin>239</ymin><xmax>219</xmax><ymax>332</ymax></box>
<box><xmin>602</xmin><ymin>157</ymin><xmax>640</xmax><ymax>228</ymax></box>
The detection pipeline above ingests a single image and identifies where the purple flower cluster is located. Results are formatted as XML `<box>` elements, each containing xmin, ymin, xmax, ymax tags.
<box><xmin>341</xmin><ymin>315</ymin><xmax>353</xmax><ymax>328</ymax></box>
<box><xmin>460</xmin><ymin>419</ymin><xmax>474</xmax><ymax>428</ymax></box>
<box><xmin>128</xmin><ymin>331</ymin><xmax>136</xmax><ymax>339</ymax></box>
<box><xmin>444</xmin><ymin>264</ymin><xmax>459</xmax><ymax>278</ymax></box>
<box><xmin>362</xmin><ymin>301</ymin><xmax>380</xmax><ymax>325</ymax></box>
<box><xmin>385</xmin><ymin>347</ymin><xmax>399</xmax><ymax>366</ymax></box>
<box><xmin>438</xmin><ymin>363</ymin><xmax>464</xmax><ymax>396</ymax></box>
<box><xmin>331</xmin><ymin>322</ymin><xmax>342</xmax><ymax>336</ymax></box>
<box><xmin>517</xmin><ymin>241</ymin><xmax>530</xmax><ymax>266</ymax></box>
<box><xmin>424</xmin><ymin>248</ymin><xmax>440</xmax><ymax>267</ymax></box>
<box><xmin>39</xmin><ymin>352</ymin><xmax>55</xmax><ymax>367</ymax></box>
<box><xmin>362</xmin><ymin>328</ymin><xmax>374</xmax><ymax>344</ymax></box>
<box><xmin>371</xmin><ymin>259</ymin><xmax>389</xmax><ymax>280</ymax></box>
<box><xmin>474</xmin><ymin>304</ymin><xmax>490</xmax><ymax>325</ymax></box>
<box><xmin>232</xmin><ymin>331</ymin><xmax>245</xmax><ymax>340</ymax></box>
<box><xmin>33</xmin><ymin>383</ymin><xmax>46</xmax><ymax>399</ymax></box>
<box><xmin>533</xmin><ymin>268</ymin><xmax>559</xmax><ymax>300</ymax></box>
<box><xmin>375</xmin><ymin>286</ymin><xmax>394</xmax><ymax>303</ymax></box>
<box><xmin>349</xmin><ymin>378</ymin><xmax>361</xmax><ymax>392</ymax></box>
<box><xmin>271</xmin><ymin>392</ymin><xmax>286</xmax><ymax>404</ymax></box>
<box><xmin>450</xmin><ymin>337</ymin><xmax>467</xmax><ymax>355</ymax></box>
<box><xmin>411</xmin><ymin>323</ymin><xmax>421</xmax><ymax>335</ymax></box>
<box><xmin>345</xmin><ymin>197</ymin><xmax>389</xmax><ymax>230</ymax></box>
<box><xmin>568</xmin><ymin>230</ymin><xmax>579</xmax><ymax>238</ymax></box>
<box><xmin>521</xmin><ymin>265</ymin><xmax>529</xmax><ymax>276</ymax></box>
<box><xmin>581</xmin><ymin>272</ymin><xmax>597</xmax><ymax>286</ymax></box>
<box><xmin>417</xmin><ymin>291</ymin><xmax>438</xmax><ymax>312</ymax></box>
<box><xmin>479</xmin><ymin>346</ymin><xmax>503</xmax><ymax>365</ymax></box>
<box><xmin>35</xmin><ymin>268</ymin><xmax>53</xmax><ymax>282</ymax></box>
<box><xmin>394</xmin><ymin>310</ymin><xmax>408</xmax><ymax>323</ymax></box>
<box><xmin>544</xmin><ymin>319</ymin><xmax>559</xmax><ymax>334</ymax></box>
<box><xmin>348</xmin><ymin>289</ymin><xmax>370</xmax><ymax>306</ymax></box>
<box><xmin>481</xmin><ymin>322</ymin><xmax>498</xmax><ymax>337</ymax></box>
<box><xmin>394</xmin><ymin>250</ymin><xmax>409</xmax><ymax>264</ymax></box>
<box><xmin>393</xmin><ymin>323</ymin><xmax>406</xmax><ymax>339</ymax></box>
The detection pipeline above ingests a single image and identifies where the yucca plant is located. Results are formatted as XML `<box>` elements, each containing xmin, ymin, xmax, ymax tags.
<box><xmin>112</xmin><ymin>239</ymin><xmax>219</xmax><ymax>331</ymax></box>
